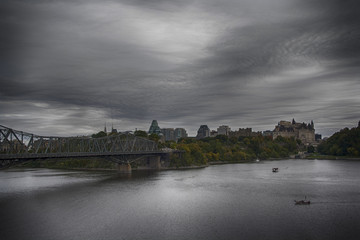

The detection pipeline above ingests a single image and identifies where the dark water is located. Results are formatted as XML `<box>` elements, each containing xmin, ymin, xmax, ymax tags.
<box><xmin>1</xmin><ymin>159</ymin><xmax>360</xmax><ymax>240</ymax></box>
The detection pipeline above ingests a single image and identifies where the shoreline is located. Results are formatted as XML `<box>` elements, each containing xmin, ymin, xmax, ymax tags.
<box><xmin>5</xmin><ymin>156</ymin><xmax>360</xmax><ymax>172</ymax></box>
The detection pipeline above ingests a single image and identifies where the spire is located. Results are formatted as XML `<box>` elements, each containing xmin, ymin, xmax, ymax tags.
<box><xmin>104</xmin><ymin>122</ymin><xmax>107</xmax><ymax>133</ymax></box>
<box><xmin>292</xmin><ymin>118</ymin><xmax>295</xmax><ymax>124</ymax></box>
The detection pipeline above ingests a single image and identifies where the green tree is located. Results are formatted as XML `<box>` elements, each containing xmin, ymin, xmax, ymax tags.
<box><xmin>92</xmin><ymin>131</ymin><xmax>107</xmax><ymax>138</ymax></box>
<box><xmin>148</xmin><ymin>133</ymin><xmax>160</xmax><ymax>142</ymax></box>
<box><xmin>307</xmin><ymin>145</ymin><xmax>315</xmax><ymax>153</ymax></box>
<box><xmin>134</xmin><ymin>130</ymin><xmax>148</xmax><ymax>138</ymax></box>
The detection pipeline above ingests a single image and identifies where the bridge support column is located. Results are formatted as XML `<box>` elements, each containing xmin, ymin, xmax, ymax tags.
<box><xmin>117</xmin><ymin>163</ymin><xmax>132</xmax><ymax>173</ymax></box>
<box><xmin>150</xmin><ymin>155</ymin><xmax>161</xmax><ymax>170</ymax></box>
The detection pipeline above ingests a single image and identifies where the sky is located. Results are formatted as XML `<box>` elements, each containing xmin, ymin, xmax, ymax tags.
<box><xmin>1</xmin><ymin>0</ymin><xmax>360</xmax><ymax>137</ymax></box>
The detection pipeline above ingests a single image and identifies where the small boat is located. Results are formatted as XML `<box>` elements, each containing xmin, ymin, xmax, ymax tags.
<box><xmin>272</xmin><ymin>168</ymin><xmax>279</xmax><ymax>172</ymax></box>
<box><xmin>294</xmin><ymin>196</ymin><xmax>311</xmax><ymax>205</ymax></box>
<box><xmin>294</xmin><ymin>200</ymin><xmax>311</xmax><ymax>205</ymax></box>
<box><xmin>255</xmin><ymin>159</ymin><xmax>260</xmax><ymax>162</ymax></box>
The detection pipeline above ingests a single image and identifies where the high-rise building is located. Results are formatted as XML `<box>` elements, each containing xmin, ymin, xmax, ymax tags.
<box><xmin>196</xmin><ymin>125</ymin><xmax>210</xmax><ymax>139</ymax></box>
<box><xmin>174</xmin><ymin>128</ymin><xmax>187</xmax><ymax>141</ymax></box>
<box><xmin>148</xmin><ymin>120</ymin><xmax>161</xmax><ymax>135</ymax></box>
<box><xmin>161</xmin><ymin>128</ymin><xmax>175</xmax><ymax>141</ymax></box>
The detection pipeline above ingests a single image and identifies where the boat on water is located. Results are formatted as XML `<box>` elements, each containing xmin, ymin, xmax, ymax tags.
<box><xmin>272</xmin><ymin>168</ymin><xmax>279</xmax><ymax>172</ymax></box>
<box><xmin>294</xmin><ymin>200</ymin><xmax>311</xmax><ymax>205</ymax></box>
<box><xmin>255</xmin><ymin>159</ymin><xmax>260</xmax><ymax>162</ymax></box>
<box><xmin>294</xmin><ymin>196</ymin><xmax>311</xmax><ymax>205</ymax></box>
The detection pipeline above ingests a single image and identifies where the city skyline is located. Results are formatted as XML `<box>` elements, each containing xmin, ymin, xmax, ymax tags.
<box><xmin>1</xmin><ymin>0</ymin><xmax>360</xmax><ymax>137</ymax></box>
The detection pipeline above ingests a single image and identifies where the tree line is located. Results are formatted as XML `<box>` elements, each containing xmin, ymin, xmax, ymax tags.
<box><xmin>317</xmin><ymin>125</ymin><xmax>360</xmax><ymax>157</ymax></box>
<box><xmin>166</xmin><ymin>135</ymin><xmax>301</xmax><ymax>167</ymax></box>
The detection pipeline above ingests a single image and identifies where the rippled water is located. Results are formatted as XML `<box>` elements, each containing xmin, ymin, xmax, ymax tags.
<box><xmin>1</xmin><ymin>159</ymin><xmax>360</xmax><ymax>240</ymax></box>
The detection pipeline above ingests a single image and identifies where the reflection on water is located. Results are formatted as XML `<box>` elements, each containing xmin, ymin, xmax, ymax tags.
<box><xmin>1</xmin><ymin>160</ymin><xmax>360</xmax><ymax>240</ymax></box>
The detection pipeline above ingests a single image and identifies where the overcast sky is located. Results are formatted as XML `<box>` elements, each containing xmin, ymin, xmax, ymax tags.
<box><xmin>1</xmin><ymin>0</ymin><xmax>360</xmax><ymax>137</ymax></box>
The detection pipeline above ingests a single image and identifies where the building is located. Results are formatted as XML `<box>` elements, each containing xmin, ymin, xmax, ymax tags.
<box><xmin>111</xmin><ymin>124</ymin><xmax>117</xmax><ymax>134</ymax></box>
<box><xmin>262</xmin><ymin>130</ymin><xmax>273</xmax><ymax>137</ymax></box>
<box><xmin>272</xmin><ymin>119</ymin><xmax>315</xmax><ymax>145</ymax></box>
<box><xmin>174</xmin><ymin>128</ymin><xmax>187</xmax><ymax>141</ymax></box>
<box><xmin>210</xmin><ymin>130</ymin><xmax>218</xmax><ymax>137</ymax></box>
<box><xmin>315</xmin><ymin>133</ymin><xmax>322</xmax><ymax>141</ymax></box>
<box><xmin>217</xmin><ymin>125</ymin><xmax>231</xmax><ymax>136</ymax></box>
<box><xmin>148</xmin><ymin>120</ymin><xmax>161</xmax><ymax>135</ymax></box>
<box><xmin>196</xmin><ymin>125</ymin><xmax>210</xmax><ymax>139</ymax></box>
<box><xmin>230</xmin><ymin>128</ymin><xmax>260</xmax><ymax>138</ymax></box>
<box><xmin>161</xmin><ymin>128</ymin><xmax>175</xmax><ymax>141</ymax></box>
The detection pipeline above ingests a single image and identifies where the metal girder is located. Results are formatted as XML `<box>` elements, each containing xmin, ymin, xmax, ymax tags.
<box><xmin>0</xmin><ymin>125</ymin><xmax>158</xmax><ymax>159</ymax></box>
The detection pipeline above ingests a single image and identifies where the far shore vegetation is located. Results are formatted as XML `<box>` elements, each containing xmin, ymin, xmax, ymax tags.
<box><xmin>15</xmin><ymin>123</ymin><xmax>360</xmax><ymax>170</ymax></box>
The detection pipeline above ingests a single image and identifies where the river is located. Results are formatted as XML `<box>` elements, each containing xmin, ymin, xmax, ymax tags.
<box><xmin>1</xmin><ymin>159</ymin><xmax>360</xmax><ymax>240</ymax></box>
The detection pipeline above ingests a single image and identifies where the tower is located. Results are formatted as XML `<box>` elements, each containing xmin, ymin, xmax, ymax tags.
<box><xmin>148</xmin><ymin>120</ymin><xmax>161</xmax><ymax>135</ymax></box>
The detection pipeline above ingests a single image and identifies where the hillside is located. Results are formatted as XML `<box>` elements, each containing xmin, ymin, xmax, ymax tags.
<box><xmin>317</xmin><ymin>124</ymin><xmax>360</xmax><ymax>157</ymax></box>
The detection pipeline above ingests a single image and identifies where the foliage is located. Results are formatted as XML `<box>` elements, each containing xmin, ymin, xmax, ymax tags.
<box><xmin>307</xmin><ymin>145</ymin><xmax>315</xmax><ymax>153</ymax></box>
<box><xmin>148</xmin><ymin>133</ymin><xmax>160</xmax><ymax>142</ymax></box>
<box><xmin>317</xmin><ymin>126</ymin><xmax>360</xmax><ymax>156</ymax></box>
<box><xmin>134</xmin><ymin>130</ymin><xmax>148</xmax><ymax>138</ymax></box>
<box><xmin>91</xmin><ymin>131</ymin><xmax>107</xmax><ymax>138</ymax></box>
<box><xmin>169</xmin><ymin>135</ymin><xmax>301</xmax><ymax>166</ymax></box>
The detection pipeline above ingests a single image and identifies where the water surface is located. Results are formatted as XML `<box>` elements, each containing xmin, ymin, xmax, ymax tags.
<box><xmin>1</xmin><ymin>159</ymin><xmax>360</xmax><ymax>240</ymax></box>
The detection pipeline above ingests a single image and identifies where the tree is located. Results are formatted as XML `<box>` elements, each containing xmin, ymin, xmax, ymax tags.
<box><xmin>318</xmin><ymin>126</ymin><xmax>360</xmax><ymax>156</ymax></box>
<box><xmin>134</xmin><ymin>130</ymin><xmax>148</xmax><ymax>138</ymax></box>
<box><xmin>307</xmin><ymin>145</ymin><xmax>315</xmax><ymax>153</ymax></box>
<box><xmin>92</xmin><ymin>131</ymin><xmax>107</xmax><ymax>138</ymax></box>
<box><xmin>148</xmin><ymin>133</ymin><xmax>160</xmax><ymax>142</ymax></box>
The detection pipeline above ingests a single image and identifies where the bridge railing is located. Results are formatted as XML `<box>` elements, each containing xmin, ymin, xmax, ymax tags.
<box><xmin>0</xmin><ymin>125</ymin><xmax>158</xmax><ymax>156</ymax></box>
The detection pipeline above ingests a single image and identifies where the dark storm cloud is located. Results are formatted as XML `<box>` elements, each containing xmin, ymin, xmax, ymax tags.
<box><xmin>1</xmin><ymin>0</ymin><xmax>359</xmax><ymax>136</ymax></box>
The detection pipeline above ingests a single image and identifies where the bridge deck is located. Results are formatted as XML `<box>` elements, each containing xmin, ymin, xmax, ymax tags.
<box><xmin>0</xmin><ymin>151</ymin><xmax>178</xmax><ymax>160</ymax></box>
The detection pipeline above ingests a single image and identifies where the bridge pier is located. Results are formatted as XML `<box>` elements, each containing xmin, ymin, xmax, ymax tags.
<box><xmin>117</xmin><ymin>163</ymin><xmax>132</xmax><ymax>173</ymax></box>
<box><xmin>149</xmin><ymin>155</ymin><xmax>161</xmax><ymax>170</ymax></box>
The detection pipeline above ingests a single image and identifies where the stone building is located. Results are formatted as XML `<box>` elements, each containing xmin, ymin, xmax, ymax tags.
<box><xmin>210</xmin><ymin>130</ymin><xmax>218</xmax><ymax>137</ymax></box>
<box><xmin>272</xmin><ymin>119</ymin><xmax>315</xmax><ymax>145</ymax></box>
<box><xmin>217</xmin><ymin>125</ymin><xmax>231</xmax><ymax>136</ymax></box>
<box><xmin>196</xmin><ymin>125</ymin><xmax>210</xmax><ymax>139</ymax></box>
<box><xmin>230</xmin><ymin>128</ymin><xmax>260</xmax><ymax>138</ymax></box>
<box><xmin>262</xmin><ymin>130</ymin><xmax>273</xmax><ymax>137</ymax></box>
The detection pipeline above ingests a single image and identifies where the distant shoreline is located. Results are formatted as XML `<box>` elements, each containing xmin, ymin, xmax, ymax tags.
<box><xmin>6</xmin><ymin>156</ymin><xmax>360</xmax><ymax>172</ymax></box>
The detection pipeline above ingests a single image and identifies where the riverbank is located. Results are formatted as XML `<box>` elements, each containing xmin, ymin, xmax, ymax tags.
<box><xmin>7</xmin><ymin>155</ymin><xmax>360</xmax><ymax>173</ymax></box>
<box><xmin>305</xmin><ymin>154</ymin><xmax>360</xmax><ymax>161</ymax></box>
<box><xmin>8</xmin><ymin>159</ymin><xmax>209</xmax><ymax>172</ymax></box>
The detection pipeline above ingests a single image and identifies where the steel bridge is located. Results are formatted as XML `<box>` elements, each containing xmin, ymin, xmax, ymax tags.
<box><xmin>0</xmin><ymin>125</ymin><xmax>175</xmax><ymax>170</ymax></box>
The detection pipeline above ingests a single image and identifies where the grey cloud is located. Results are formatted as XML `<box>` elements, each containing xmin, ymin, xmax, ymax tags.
<box><xmin>1</xmin><ymin>0</ymin><xmax>360</xmax><ymax>137</ymax></box>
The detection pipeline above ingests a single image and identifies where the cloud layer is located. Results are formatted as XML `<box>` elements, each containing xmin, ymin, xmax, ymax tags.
<box><xmin>1</xmin><ymin>0</ymin><xmax>360</xmax><ymax>136</ymax></box>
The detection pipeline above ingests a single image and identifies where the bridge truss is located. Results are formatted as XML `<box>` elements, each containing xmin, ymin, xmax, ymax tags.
<box><xmin>0</xmin><ymin>125</ymin><xmax>159</xmax><ymax>163</ymax></box>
